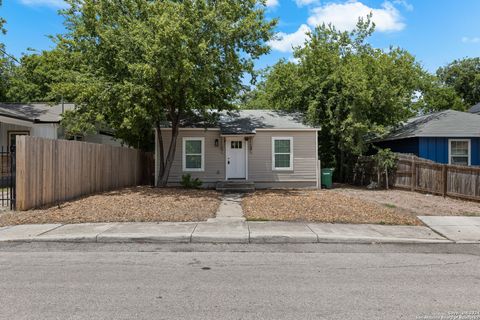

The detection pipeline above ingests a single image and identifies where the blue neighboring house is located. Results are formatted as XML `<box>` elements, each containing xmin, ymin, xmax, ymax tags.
<box><xmin>376</xmin><ymin>110</ymin><xmax>480</xmax><ymax>166</ymax></box>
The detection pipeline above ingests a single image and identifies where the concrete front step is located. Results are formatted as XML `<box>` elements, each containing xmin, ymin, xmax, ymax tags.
<box><xmin>216</xmin><ymin>188</ymin><xmax>254</xmax><ymax>193</ymax></box>
<box><xmin>216</xmin><ymin>180</ymin><xmax>255</xmax><ymax>193</ymax></box>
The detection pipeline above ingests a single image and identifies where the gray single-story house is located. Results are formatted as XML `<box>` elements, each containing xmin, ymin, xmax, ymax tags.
<box><xmin>376</xmin><ymin>110</ymin><xmax>480</xmax><ymax>166</ymax></box>
<box><xmin>0</xmin><ymin>103</ymin><xmax>121</xmax><ymax>150</ymax></box>
<box><xmin>155</xmin><ymin>109</ymin><xmax>320</xmax><ymax>189</ymax></box>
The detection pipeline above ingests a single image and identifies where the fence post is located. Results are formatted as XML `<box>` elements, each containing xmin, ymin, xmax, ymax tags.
<box><xmin>410</xmin><ymin>156</ymin><xmax>416</xmax><ymax>191</ymax></box>
<box><xmin>442</xmin><ymin>164</ymin><xmax>448</xmax><ymax>197</ymax></box>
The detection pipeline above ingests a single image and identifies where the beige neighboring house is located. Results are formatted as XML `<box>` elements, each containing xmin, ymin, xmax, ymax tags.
<box><xmin>155</xmin><ymin>109</ymin><xmax>320</xmax><ymax>190</ymax></box>
<box><xmin>0</xmin><ymin>103</ymin><xmax>121</xmax><ymax>151</ymax></box>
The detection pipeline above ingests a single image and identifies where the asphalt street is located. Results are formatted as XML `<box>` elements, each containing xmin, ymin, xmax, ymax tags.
<box><xmin>0</xmin><ymin>243</ymin><xmax>479</xmax><ymax>320</ymax></box>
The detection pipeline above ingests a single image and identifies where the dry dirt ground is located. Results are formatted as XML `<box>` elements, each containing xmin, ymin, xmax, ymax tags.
<box><xmin>242</xmin><ymin>189</ymin><xmax>421</xmax><ymax>225</ymax></box>
<box><xmin>0</xmin><ymin>187</ymin><xmax>221</xmax><ymax>227</ymax></box>
<box><xmin>243</xmin><ymin>186</ymin><xmax>480</xmax><ymax>226</ymax></box>
<box><xmin>334</xmin><ymin>186</ymin><xmax>480</xmax><ymax>217</ymax></box>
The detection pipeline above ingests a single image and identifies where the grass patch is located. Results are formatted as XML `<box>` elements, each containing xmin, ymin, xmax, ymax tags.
<box><xmin>383</xmin><ymin>203</ymin><xmax>397</xmax><ymax>209</ymax></box>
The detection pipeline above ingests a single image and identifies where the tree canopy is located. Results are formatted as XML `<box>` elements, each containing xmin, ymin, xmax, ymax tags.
<box><xmin>246</xmin><ymin>18</ymin><xmax>430</xmax><ymax>179</ymax></box>
<box><xmin>0</xmin><ymin>0</ymin><xmax>13</xmax><ymax>102</ymax></box>
<box><xmin>436</xmin><ymin>57</ymin><xmax>480</xmax><ymax>108</ymax></box>
<box><xmin>5</xmin><ymin>49</ymin><xmax>70</xmax><ymax>103</ymax></box>
<box><xmin>52</xmin><ymin>0</ymin><xmax>276</xmax><ymax>185</ymax></box>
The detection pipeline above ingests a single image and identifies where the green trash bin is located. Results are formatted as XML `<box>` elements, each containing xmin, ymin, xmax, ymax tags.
<box><xmin>321</xmin><ymin>168</ymin><xmax>334</xmax><ymax>189</ymax></box>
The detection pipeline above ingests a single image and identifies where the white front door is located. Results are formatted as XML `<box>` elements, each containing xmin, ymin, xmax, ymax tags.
<box><xmin>226</xmin><ymin>138</ymin><xmax>247</xmax><ymax>179</ymax></box>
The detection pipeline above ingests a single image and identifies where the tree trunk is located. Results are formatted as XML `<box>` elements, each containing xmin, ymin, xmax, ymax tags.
<box><xmin>155</xmin><ymin>122</ymin><xmax>165</xmax><ymax>187</ymax></box>
<box><xmin>385</xmin><ymin>169</ymin><xmax>389</xmax><ymax>190</ymax></box>
<box><xmin>339</xmin><ymin>149</ymin><xmax>345</xmax><ymax>182</ymax></box>
<box><xmin>377</xmin><ymin>167</ymin><xmax>381</xmax><ymax>186</ymax></box>
<box><xmin>159</xmin><ymin>122</ymin><xmax>179</xmax><ymax>187</ymax></box>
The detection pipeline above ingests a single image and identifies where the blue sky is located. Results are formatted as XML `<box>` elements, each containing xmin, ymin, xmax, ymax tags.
<box><xmin>1</xmin><ymin>0</ymin><xmax>480</xmax><ymax>73</ymax></box>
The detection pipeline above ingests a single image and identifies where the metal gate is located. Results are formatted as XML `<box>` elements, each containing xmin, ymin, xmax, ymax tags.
<box><xmin>0</xmin><ymin>146</ymin><xmax>15</xmax><ymax>210</ymax></box>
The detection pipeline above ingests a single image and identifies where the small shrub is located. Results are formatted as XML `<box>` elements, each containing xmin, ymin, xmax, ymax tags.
<box><xmin>180</xmin><ymin>174</ymin><xmax>203</xmax><ymax>189</ymax></box>
<box><xmin>373</xmin><ymin>148</ymin><xmax>397</xmax><ymax>189</ymax></box>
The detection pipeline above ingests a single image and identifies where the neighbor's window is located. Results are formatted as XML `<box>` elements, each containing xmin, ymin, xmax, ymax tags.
<box><xmin>272</xmin><ymin>137</ymin><xmax>293</xmax><ymax>170</ymax></box>
<box><xmin>449</xmin><ymin>139</ymin><xmax>470</xmax><ymax>166</ymax></box>
<box><xmin>183</xmin><ymin>137</ymin><xmax>204</xmax><ymax>171</ymax></box>
<box><xmin>8</xmin><ymin>131</ymin><xmax>29</xmax><ymax>149</ymax></box>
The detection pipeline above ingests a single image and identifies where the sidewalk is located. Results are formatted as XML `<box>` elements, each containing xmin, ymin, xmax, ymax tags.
<box><xmin>419</xmin><ymin>216</ymin><xmax>480</xmax><ymax>243</ymax></box>
<box><xmin>0</xmin><ymin>220</ymin><xmax>451</xmax><ymax>244</ymax></box>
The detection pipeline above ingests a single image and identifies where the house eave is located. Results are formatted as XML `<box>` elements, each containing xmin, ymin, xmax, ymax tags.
<box><xmin>379</xmin><ymin>133</ymin><xmax>480</xmax><ymax>142</ymax></box>
<box><xmin>156</xmin><ymin>127</ymin><xmax>318</xmax><ymax>132</ymax></box>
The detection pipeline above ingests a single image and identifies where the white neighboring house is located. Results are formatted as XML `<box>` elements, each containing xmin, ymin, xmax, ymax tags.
<box><xmin>0</xmin><ymin>103</ymin><xmax>121</xmax><ymax>151</ymax></box>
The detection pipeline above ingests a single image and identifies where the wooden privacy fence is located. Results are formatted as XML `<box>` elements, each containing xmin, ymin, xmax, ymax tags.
<box><xmin>15</xmin><ymin>136</ymin><xmax>154</xmax><ymax>211</ymax></box>
<box><xmin>394</xmin><ymin>154</ymin><xmax>480</xmax><ymax>201</ymax></box>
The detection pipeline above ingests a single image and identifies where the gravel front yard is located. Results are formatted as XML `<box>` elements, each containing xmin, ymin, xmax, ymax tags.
<box><xmin>334</xmin><ymin>186</ymin><xmax>480</xmax><ymax>217</ymax></box>
<box><xmin>242</xmin><ymin>189</ymin><xmax>421</xmax><ymax>225</ymax></box>
<box><xmin>0</xmin><ymin>187</ymin><xmax>221</xmax><ymax>226</ymax></box>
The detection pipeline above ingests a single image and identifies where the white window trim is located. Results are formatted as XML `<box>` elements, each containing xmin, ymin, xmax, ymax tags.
<box><xmin>448</xmin><ymin>138</ymin><xmax>471</xmax><ymax>166</ymax></box>
<box><xmin>182</xmin><ymin>137</ymin><xmax>205</xmax><ymax>172</ymax></box>
<box><xmin>272</xmin><ymin>137</ymin><xmax>294</xmax><ymax>171</ymax></box>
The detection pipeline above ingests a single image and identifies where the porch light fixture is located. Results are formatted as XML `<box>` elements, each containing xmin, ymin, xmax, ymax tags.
<box><xmin>214</xmin><ymin>139</ymin><xmax>219</xmax><ymax>147</ymax></box>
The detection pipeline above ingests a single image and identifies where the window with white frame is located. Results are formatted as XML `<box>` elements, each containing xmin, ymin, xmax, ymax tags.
<box><xmin>183</xmin><ymin>137</ymin><xmax>204</xmax><ymax>171</ymax></box>
<box><xmin>449</xmin><ymin>139</ymin><xmax>470</xmax><ymax>166</ymax></box>
<box><xmin>272</xmin><ymin>137</ymin><xmax>293</xmax><ymax>170</ymax></box>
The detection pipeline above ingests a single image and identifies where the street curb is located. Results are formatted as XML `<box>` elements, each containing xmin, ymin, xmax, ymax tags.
<box><xmin>0</xmin><ymin>235</ymin><xmax>454</xmax><ymax>244</ymax></box>
<box><xmin>0</xmin><ymin>222</ymin><xmax>455</xmax><ymax>244</ymax></box>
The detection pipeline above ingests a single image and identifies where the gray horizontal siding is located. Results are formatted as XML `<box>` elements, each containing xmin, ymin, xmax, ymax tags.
<box><xmin>248</xmin><ymin>131</ymin><xmax>317</xmax><ymax>182</ymax></box>
<box><xmin>155</xmin><ymin>129</ymin><xmax>225</xmax><ymax>184</ymax></box>
<box><xmin>155</xmin><ymin>129</ymin><xmax>318</xmax><ymax>187</ymax></box>
<box><xmin>255</xmin><ymin>181</ymin><xmax>317</xmax><ymax>189</ymax></box>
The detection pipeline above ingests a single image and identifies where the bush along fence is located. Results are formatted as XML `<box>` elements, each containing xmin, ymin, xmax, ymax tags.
<box><xmin>353</xmin><ymin>153</ymin><xmax>480</xmax><ymax>202</ymax></box>
<box><xmin>15</xmin><ymin>136</ymin><xmax>154</xmax><ymax>211</ymax></box>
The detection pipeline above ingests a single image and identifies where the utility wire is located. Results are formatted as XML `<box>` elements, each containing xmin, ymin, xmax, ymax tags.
<box><xmin>0</xmin><ymin>47</ymin><xmax>19</xmax><ymax>63</ymax></box>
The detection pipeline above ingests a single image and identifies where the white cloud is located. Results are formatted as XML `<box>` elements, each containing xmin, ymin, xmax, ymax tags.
<box><xmin>268</xmin><ymin>24</ymin><xmax>311</xmax><ymax>53</ymax></box>
<box><xmin>462</xmin><ymin>37</ymin><xmax>480</xmax><ymax>44</ymax></box>
<box><xmin>393</xmin><ymin>0</ymin><xmax>413</xmax><ymax>11</ymax></box>
<box><xmin>18</xmin><ymin>0</ymin><xmax>67</xmax><ymax>8</ymax></box>
<box><xmin>266</xmin><ymin>0</ymin><xmax>279</xmax><ymax>8</ymax></box>
<box><xmin>307</xmin><ymin>1</ymin><xmax>405</xmax><ymax>32</ymax></box>
<box><xmin>289</xmin><ymin>56</ymin><xmax>300</xmax><ymax>64</ymax></box>
<box><xmin>295</xmin><ymin>0</ymin><xmax>319</xmax><ymax>7</ymax></box>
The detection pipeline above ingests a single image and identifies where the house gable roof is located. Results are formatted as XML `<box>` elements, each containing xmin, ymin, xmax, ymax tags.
<box><xmin>180</xmin><ymin>109</ymin><xmax>315</xmax><ymax>134</ymax></box>
<box><xmin>0</xmin><ymin>103</ymin><xmax>75</xmax><ymax>123</ymax></box>
<box><xmin>380</xmin><ymin>109</ymin><xmax>480</xmax><ymax>141</ymax></box>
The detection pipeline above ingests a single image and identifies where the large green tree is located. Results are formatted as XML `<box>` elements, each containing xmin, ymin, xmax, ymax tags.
<box><xmin>5</xmin><ymin>49</ymin><xmax>70</xmax><ymax>102</ymax></box>
<box><xmin>249</xmin><ymin>18</ymin><xmax>427</xmax><ymax>180</ymax></box>
<box><xmin>415</xmin><ymin>74</ymin><xmax>466</xmax><ymax>112</ymax></box>
<box><xmin>0</xmin><ymin>0</ymin><xmax>13</xmax><ymax>101</ymax></box>
<box><xmin>437</xmin><ymin>57</ymin><xmax>480</xmax><ymax>107</ymax></box>
<box><xmin>54</xmin><ymin>0</ymin><xmax>275</xmax><ymax>186</ymax></box>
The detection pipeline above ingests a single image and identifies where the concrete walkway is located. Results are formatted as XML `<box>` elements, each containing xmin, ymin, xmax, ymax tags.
<box><xmin>419</xmin><ymin>216</ymin><xmax>480</xmax><ymax>243</ymax></box>
<box><xmin>207</xmin><ymin>193</ymin><xmax>245</xmax><ymax>222</ymax></box>
<box><xmin>0</xmin><ymin>221</ymin><xmax>450</xmax><ymax>244</ymax></box>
